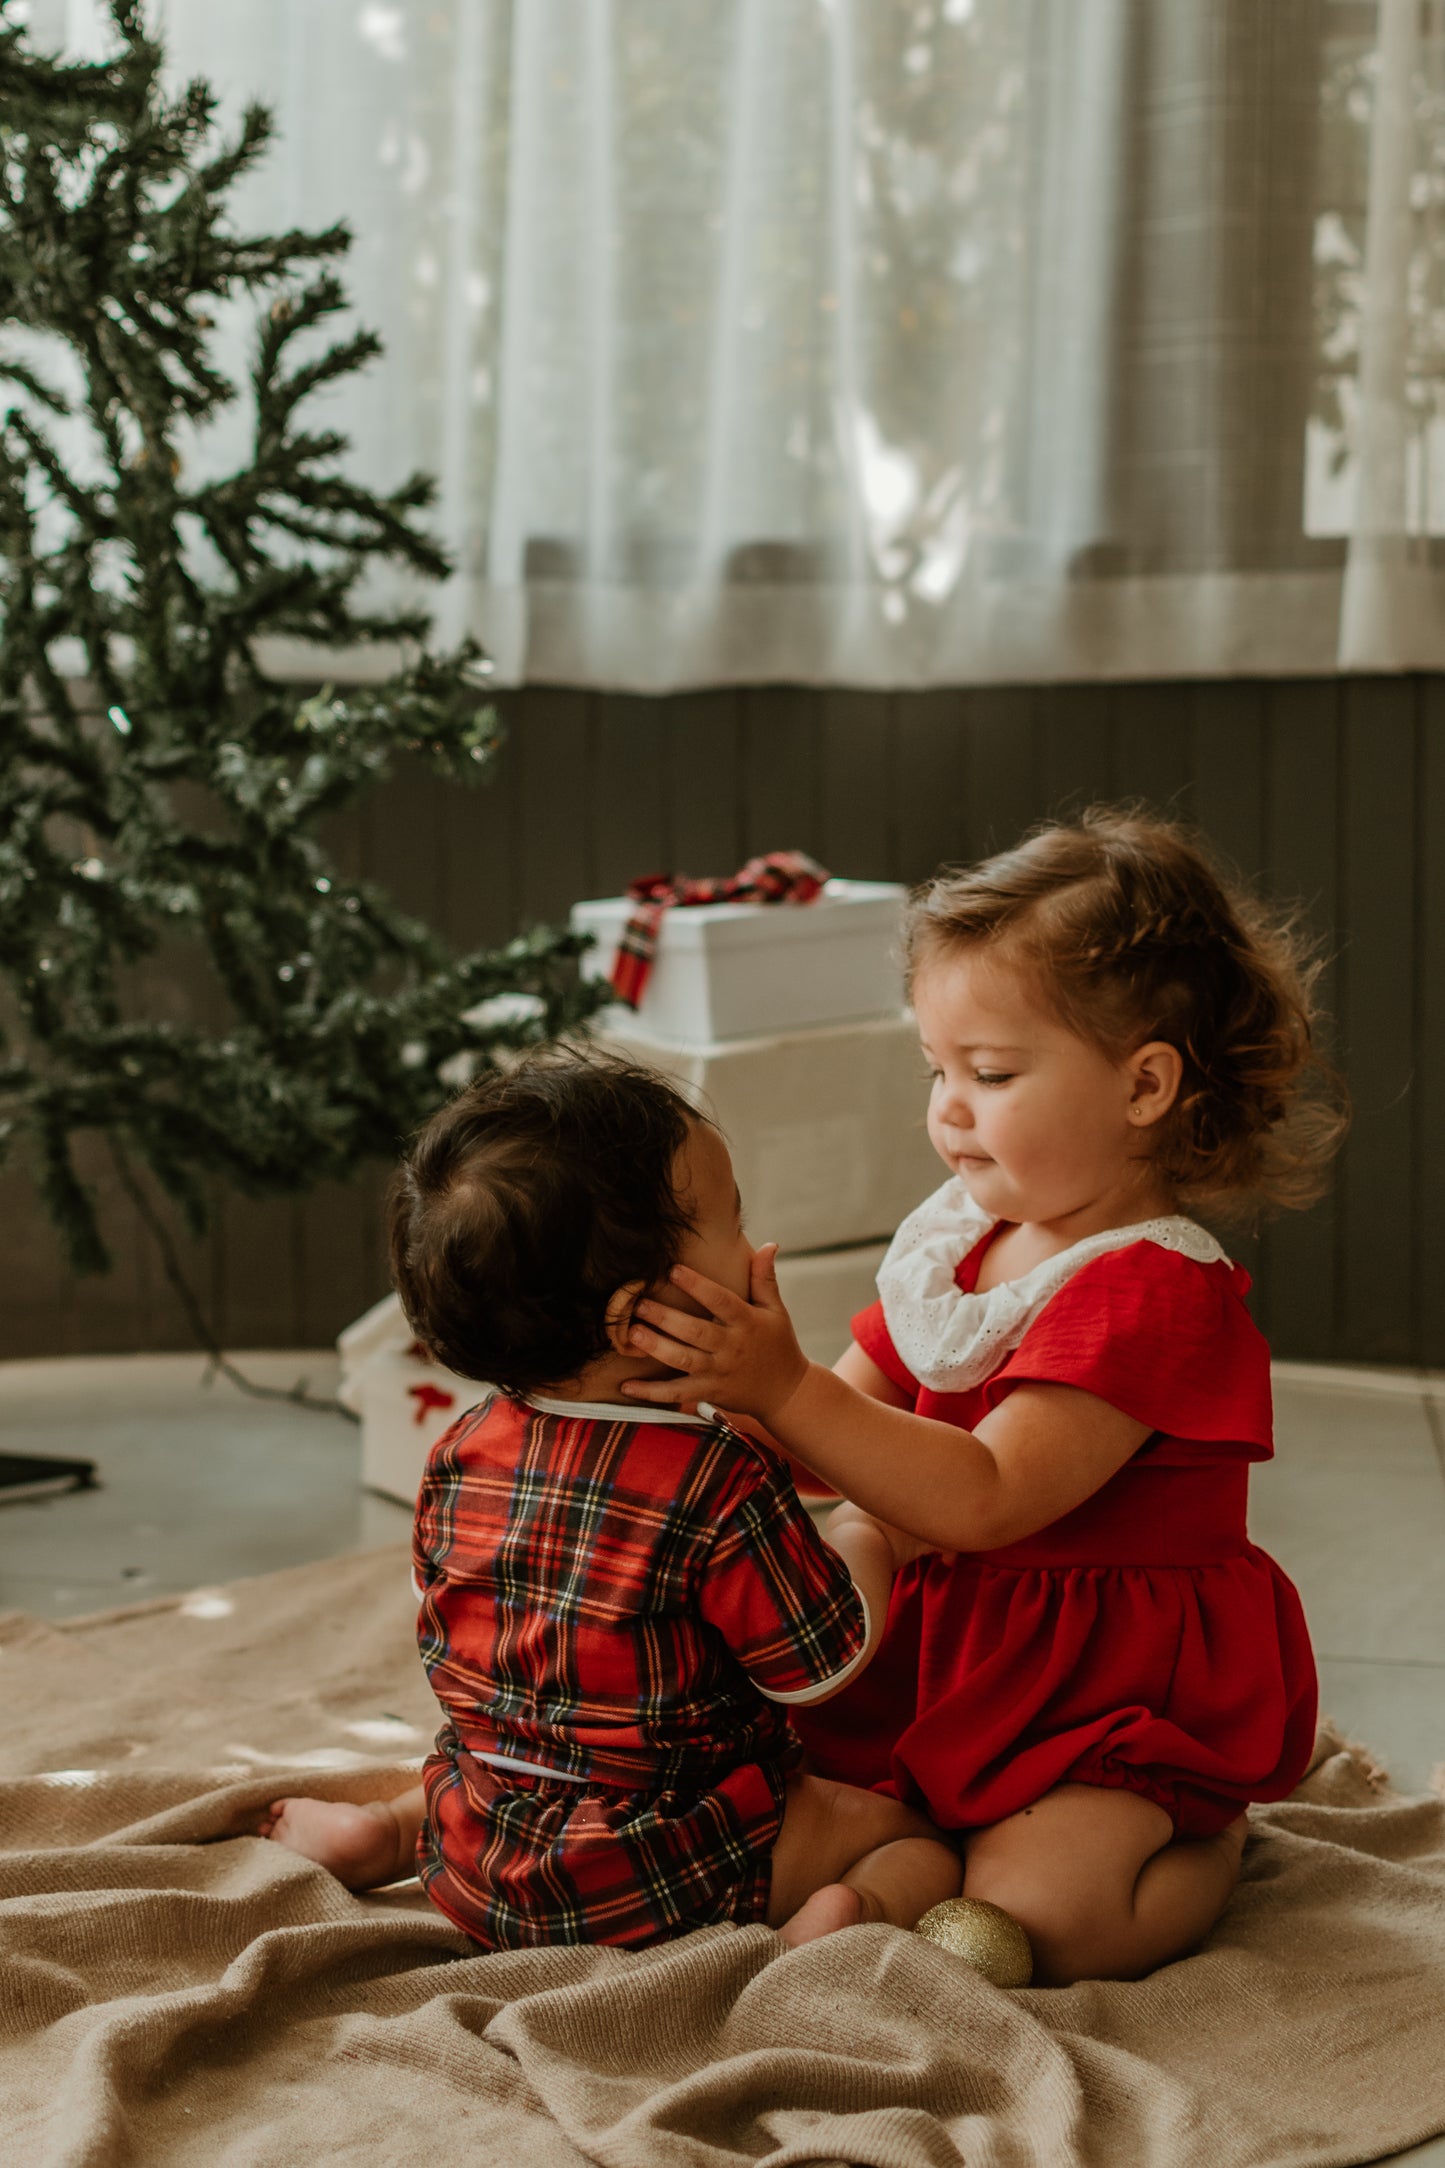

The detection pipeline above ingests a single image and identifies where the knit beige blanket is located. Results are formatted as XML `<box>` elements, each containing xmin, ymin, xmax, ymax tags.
<box><xmin>2</xmin><ymin>1547</ymin><xmax>1443</xmax><ymax>2168</ymax></box>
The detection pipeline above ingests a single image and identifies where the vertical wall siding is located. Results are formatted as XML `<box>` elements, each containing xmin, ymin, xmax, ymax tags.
<box><xmin>4</xmin><ymin>676</ymin><xmax>1441</xmax><ymax>1367</ymax></box>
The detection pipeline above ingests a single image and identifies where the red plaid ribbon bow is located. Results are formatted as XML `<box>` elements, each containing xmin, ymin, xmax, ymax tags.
<box><xmin>608</xmin><ymin>851</ymin><xmax>831</xmax><ymax>1008</ymax></box>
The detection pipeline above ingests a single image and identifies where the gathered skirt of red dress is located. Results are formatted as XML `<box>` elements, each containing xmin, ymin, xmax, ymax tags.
<box><xmin>793</xmin><ymin>1456</ymin><xmax>1319</xmax><ymax>1840</ymax></box>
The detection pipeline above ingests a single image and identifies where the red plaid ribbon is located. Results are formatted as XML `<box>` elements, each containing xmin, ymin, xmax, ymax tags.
<box><xmin>608</xmin><ymin>851</ymin><xmax>830</xmax><ymax>1008</ymax></box>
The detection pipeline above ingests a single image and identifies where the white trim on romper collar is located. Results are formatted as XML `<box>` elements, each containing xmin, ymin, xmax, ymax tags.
<box><xmin>522</xmin><ymin>1391</ymin><xmax>714</xmax><ymax>1427</ymax></box>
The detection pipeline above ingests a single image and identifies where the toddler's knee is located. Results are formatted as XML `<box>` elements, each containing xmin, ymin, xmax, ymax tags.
<box><xmin>915</xmin><ymin>1835</ymin><xmax>965</xmax><ymax>1905</ymax></box>
<box><xmin>962</xmin><ymin>1857</ymin><xmax>1117</xmax><ymax>1986</ymax></box>
<box><xmin>962</xmin><ymin>1848</ymin><xmax>1033</xmax><ymax>1919</ymax></box>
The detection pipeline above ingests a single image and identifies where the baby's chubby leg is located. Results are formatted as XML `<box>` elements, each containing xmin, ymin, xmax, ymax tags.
<box><xmin>766</xmin><ymin>1772</ymin><xmax>961</xmax><ymax>1947</ymax></box>
<box><xmin>258</xmin><ymin>1784</ymin><xmax>426</xmax><ymax>1890</ymax></box>
<box><xmin>962</xmin><ymin>1781</ymin><xmax>1247</xmax><ymax>1985</ymax></box>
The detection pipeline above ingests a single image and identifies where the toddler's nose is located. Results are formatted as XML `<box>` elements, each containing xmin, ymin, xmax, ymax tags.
<box><xmin>936</xmin><ymin>1088</ymin><xmax>973</xmax><ymax>1135</ymax></box>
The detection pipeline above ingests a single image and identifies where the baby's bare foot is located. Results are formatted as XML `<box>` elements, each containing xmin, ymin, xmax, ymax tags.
<box><xmin>778</xmin><ymin>1882</ymin><xmax>866</xmax><ymax>1948</ymax></box>
<box><xmin>258</xmin><ymin>1798</ymin><xmax>409</xmax><ymax>1890</ymax></box>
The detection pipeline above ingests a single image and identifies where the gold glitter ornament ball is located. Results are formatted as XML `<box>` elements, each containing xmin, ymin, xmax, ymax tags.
<box><xmin>913</xmin><ymin>1898</ymin><xmax>1034</xmax><ymax>1986</ymax></box>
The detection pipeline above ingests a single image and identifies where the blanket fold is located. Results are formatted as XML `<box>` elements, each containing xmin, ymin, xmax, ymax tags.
<box><xmin>2</xmin><ymin>1547</ymin><xmax>1443</xmax><ymax>2167</ymax></box>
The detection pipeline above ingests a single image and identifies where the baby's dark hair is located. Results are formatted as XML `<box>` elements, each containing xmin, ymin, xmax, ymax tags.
<box><xmin>905</xmin><ymin>806</ymin><xmax>1348</xmax><ymax>1219</ymax></box>
<box><xmin>388</xmin><ymin>1048</ymin><xmax>703</xmax><ymax>1393</ymax></box>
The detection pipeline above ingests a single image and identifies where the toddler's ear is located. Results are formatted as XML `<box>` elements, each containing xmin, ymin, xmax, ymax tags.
<box><xmin>603</xmin><ymin>1280</ymin><xmax>648</xmax><ymax>1356</ymax></box>
<box><xmin>1127</xmin><ymin>1039</ymin><xmax>1184</xmax><ymax>1126</ymax></box>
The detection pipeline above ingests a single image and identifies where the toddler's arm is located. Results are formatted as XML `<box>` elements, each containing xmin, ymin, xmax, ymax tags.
<box><xmin>825</xmin><ymin>1498</ymin><xmax>933</xmax><ymax>1579</ymax></box>
<box><xmin>625</xmin><ymin>1247</ymin><xmax>1151</xmax><ymax>1551</ymax></box>
<box><xmin>716</xmin><ymin>1345</ymin><xmax>908</xmax><ymax>1457</ymax></box>
<box><xmin>791</xmin><ymin>1501</ymin><xmax>928</xmax><ymax>1702</ymax></box>
<box><xmin>833</xmin><ymin>1338</ymin><xmax>915</xmax><ymax>1408</ymax></box>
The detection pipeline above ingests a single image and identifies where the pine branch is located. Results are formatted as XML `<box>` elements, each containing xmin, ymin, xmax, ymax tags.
<box><xmin>0</xmin><ymin>0</ymin><xmax>613</xmax><ymax>1337</ymax></box>
<box><xmin>0</xmin><ymin>355</ymin><xmax>71</xmax><ymax>416</ymax></box>
<box><xmin>191</xmin><ymin>100</ymin><xmax>274</xmax><ymax>202</ymax></box>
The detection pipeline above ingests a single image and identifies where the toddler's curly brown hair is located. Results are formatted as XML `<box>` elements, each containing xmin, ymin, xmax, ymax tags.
<box><xmin>904</xmin><ymin>806</ymin><xmax>1348</xmax><ymax>1220</ymax></box>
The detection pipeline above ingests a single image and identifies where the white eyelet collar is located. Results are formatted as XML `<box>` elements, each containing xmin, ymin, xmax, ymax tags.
<box><xmin>522</xmin><ymin>1390</ymin><xmax>711</xmax><ymax>1428</ymax></box>
<box><xmin>877</xmin><ymin>1177</ymin><xmax>1230</xmax><ymax>1395</ymax></box>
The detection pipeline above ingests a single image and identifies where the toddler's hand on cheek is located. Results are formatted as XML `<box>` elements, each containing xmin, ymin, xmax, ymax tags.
<box><xmin>620</xmin><ymin>1244</ymin><xmax>809</xmax><ymax>1425</ymax></box>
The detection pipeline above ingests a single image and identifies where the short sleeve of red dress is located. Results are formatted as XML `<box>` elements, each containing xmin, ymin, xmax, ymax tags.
<box><xmin>852</xmin><ymin>1238</ymin><xmax>1273</xmax><ymax>1456</ymax></box>
<box><xmin>851</xmin><ymin>1297</ymin><xmax>920</xmax><ymax>1399</ymax></box>
<box><xmin>981</xmin><ymin>1243</ymin><xmax>1273</xmax><ymax>1456</ymax></box>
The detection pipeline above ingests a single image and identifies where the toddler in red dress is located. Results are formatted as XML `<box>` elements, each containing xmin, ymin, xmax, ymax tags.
<box><xmin>623</xmin><ymin>808</ymin><xmax>1346</xmax><ymax>1986</ymax></box>
<box><xmin>261</xmin><ymin>1052</ymin><xmax>960</xmax><ymax>1948</ymax></box>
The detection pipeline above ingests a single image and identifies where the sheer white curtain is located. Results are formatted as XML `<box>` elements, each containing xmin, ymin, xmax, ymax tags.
<box><xmin>31</xmin><ymin>0</ymin><xmax>1445</xmax><ymax>687</ymax></box>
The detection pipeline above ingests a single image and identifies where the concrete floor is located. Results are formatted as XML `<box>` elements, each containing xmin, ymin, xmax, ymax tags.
<box><xmin>2</xmin><ymin>1348</ymin><xmax>1444</xmax><ymax>2165</ymax></box>
<box><xmin>0</xmin><ymin>1351</ymin><xmax>410</xmax><ymax>1619</ymax></box>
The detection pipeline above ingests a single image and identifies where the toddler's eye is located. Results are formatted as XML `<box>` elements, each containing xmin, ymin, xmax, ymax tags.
<box><xmin>974</xmin><ymin>1071</ymin><xmax>1014</xmax><ymax>1087</ymax></box>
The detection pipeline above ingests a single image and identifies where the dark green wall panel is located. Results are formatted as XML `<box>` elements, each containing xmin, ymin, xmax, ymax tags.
<box><xmin>668</xmin><ymin>692</ymin><xmax>746</xmax><ymax>875</ymax></box>
<box><xmin>740</xmin><ymin>688</ymin><xmax>820</xmax><ymax>868</ymax></box>
<box><xmin>963</xmin><ymin>688</ymin><xmax>1039</xmax><ymax>859</ymax></box>
<box><xmin>516</xmin><ymin>691</ymin><xmax>592</xmax><ymax>922</ymax></box>
<box><xmin>1336</xmin><ymin>686</ymin><xmax>1417</xmax><ymax>1364</ymax></box>
<box><xmin>897</xmin><ymin>692</ymin><xmax>970</xmax><ymax>883</ymax></box>
<box><xmin>818</xmin><ymin>691</ymin><xmax>896</xmax><ymax>880</ymax></box>
<box><xmin>1421</xmin><ymin>682</ymin><xmax>1445</xmax><ymax>1365</ymax></box>
<box><xmin>1035</xmin><ymin>684</ymin><xmax>1114</xmax><ymax>816</ymax></box>
<box><xmin>3</xmin><ymin>674</ymin><xmax>1440</xmax><ymax>1370</ymax></box>
<box><xmin>1259</xmin><ymin>680</ymin><xmax>1341</xmax><ymax>1362</ymax></box>
<box><xmin>1110</xmin><ymin>682</ymin><xmax>1195</xmax><ymax>822</ymax></box>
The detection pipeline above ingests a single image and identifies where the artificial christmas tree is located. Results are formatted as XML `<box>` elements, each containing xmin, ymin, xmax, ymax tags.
<box><xmin>0</xmin><ymin>0</ymin><xmax>603</xmax><ymax>1461</ymax></box>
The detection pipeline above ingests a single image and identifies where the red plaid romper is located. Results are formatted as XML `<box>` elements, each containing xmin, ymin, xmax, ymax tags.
<box><xmin>411</xmin><ymin>1391</ymin><xmax>868</xmax><ymax>1950</ymax></box>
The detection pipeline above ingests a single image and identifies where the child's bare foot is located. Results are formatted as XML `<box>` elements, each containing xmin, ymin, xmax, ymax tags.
<box><xmin>778</xmin><ymin>1881</ymin><xmax>866</xmax><ymax>1947</ymax></box>
<box><xmin>257</xmin><ymin>1797</ymin><xmax>411</xmax><ymax>1890</ymax></box>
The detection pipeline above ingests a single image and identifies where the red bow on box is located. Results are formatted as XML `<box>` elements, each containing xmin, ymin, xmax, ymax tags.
<box><xmin>407</xmin><ymin>1383</ymin><xmax>456</xmax><ymax>1426</ymax></box>
<box><xmin>608</xmin><ymin>852</ymin><xmax>830</xmax><ymax>1008</ymax></box>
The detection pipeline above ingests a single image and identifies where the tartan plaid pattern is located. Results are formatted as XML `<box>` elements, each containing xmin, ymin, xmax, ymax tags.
<box><xmin>418</xmin><ymin>1732</ymin><xmax>782</xmax><ymax>1949</ymax></box>
<box><xmin>412</xmin><ymin>1391</ymin><xmax>865</xmax><ymax>1948</ymax></box>
<box><xmin>607</xmin><ymin>850</ymin><xmax>829</xmax><ymax>1007</ymax></box>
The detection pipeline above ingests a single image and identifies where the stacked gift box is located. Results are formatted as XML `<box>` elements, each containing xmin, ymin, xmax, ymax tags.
<box><xmin>341</xmin><ymin>875</ymin><xmax>937</xmax><ymax>1505</ymax></box>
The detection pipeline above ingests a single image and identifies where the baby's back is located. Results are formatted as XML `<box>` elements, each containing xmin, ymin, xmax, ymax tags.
<box><xmin>412</xmin><ymin>1392</ymin><xmax>839</xmax><ymax>1792</ymax></box>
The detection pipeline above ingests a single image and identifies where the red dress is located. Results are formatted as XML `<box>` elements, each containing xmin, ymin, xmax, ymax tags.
<box><xmin>792</xmin><ymin>1225</ymin><xmax>1319</xmax><ymax>1839</ymax></box>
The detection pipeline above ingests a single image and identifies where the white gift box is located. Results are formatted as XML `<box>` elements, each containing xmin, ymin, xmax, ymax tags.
<box><xmin>775</xmin><ymin>1242</ymin><xmax>889</xmax><ymax>1369</ymax></box>
<box><xmin>594</xmin><ymin>1014</ymin><xmax>938</xmax><ymax>1254</ymax></box>
<box><xmin>336</xmin><ymin>1289</ymin><xmax>413</xmax><ymax>1384</ymax></box>
<box><xmin>339</xmin><ymin>1293</ymin><xmax>482</xmax><ymax>1506</ymax></box>
<box><xmin>571</xmin><ymin>878</ymin><xmax>906</xmax><ymax>1044</ymax></box>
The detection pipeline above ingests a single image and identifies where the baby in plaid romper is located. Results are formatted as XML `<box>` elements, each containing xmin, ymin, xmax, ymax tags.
<box><xmin>263</xmin><ymin>1050</ymin><xmax>960</xmax><ymax>1949</ymax></box>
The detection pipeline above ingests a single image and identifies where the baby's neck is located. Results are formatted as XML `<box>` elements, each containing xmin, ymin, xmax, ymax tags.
<box><xmin>535</xmin><ymin>1349</ymin><xmax>670</xmax><ymax>1409</ymax></box>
